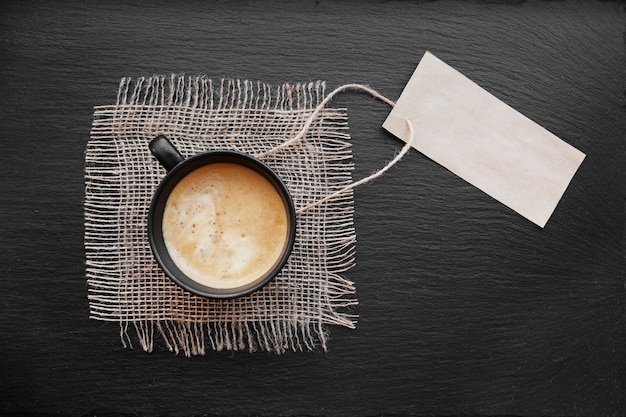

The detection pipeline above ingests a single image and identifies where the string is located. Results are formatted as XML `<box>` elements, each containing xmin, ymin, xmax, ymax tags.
<box><xmin>255</xmin><ymin>83</ymin><xmax>397</xmax><ymax>159</ymax></box>
<box><xmin>297</xmin><ymin>118</ymin><xmax>414</xmax><ymax>214</ymax></box>
<box><xmin>254</xmin><ymin>83</ymin><xmax>415</xmax><ymax>215</ymax></box>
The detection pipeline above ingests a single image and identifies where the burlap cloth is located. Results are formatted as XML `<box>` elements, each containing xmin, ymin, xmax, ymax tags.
<box><xmin>85</xmin><ymin>76</ymin><xmax>358</xmax><ymax>355</ymax></box>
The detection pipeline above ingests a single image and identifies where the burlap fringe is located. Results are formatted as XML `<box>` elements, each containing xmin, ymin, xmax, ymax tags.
<box><xmin>116</xmin><ymin>75</ymin><xmax>327</xmax><ymax>111</ymax></box>
<box><xmin>86</xmin><ymin>75</ymin><xmax>358</xmax><ymax>356</ymax></box>
<box><xmin>119</xmin><ymin>319</ymin><xmax>335</xmax><ymax>355</ymax></box>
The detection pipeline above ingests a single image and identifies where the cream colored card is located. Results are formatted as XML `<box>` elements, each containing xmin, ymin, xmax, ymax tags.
<box><xmin>383</xmin><ymin>51</ymin><xmax>585</xmax><ymax>227</ymax></box>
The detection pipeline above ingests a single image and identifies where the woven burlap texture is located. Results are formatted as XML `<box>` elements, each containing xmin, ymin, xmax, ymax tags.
<box><xmin>85</xmin><ymin>76</ymin><xmax>358</xmax><ymax>356</ymax></box>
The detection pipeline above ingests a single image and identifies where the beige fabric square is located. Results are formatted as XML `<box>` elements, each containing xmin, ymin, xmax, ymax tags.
<box><xmin>85</xmin><ymin>77</ymin><xmax>357</xmax><ymax>356</ymax></box>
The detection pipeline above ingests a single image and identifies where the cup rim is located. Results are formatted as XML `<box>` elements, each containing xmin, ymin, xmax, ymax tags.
<box><xmin>148</xmin><ymin>150</ymin><xmax>296</xmax><ymax>299</ymax></box>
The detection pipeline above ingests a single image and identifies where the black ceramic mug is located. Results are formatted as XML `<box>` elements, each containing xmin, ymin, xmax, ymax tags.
<box><xmin>147</xmin><ymin>135</ymin><xmax>296</xmax><ymax>299</ymax></box>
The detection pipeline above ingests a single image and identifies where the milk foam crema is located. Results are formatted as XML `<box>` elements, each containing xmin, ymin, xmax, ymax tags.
<box><xmin>162</xmin><ymin>163</ymin><xmax>289</xmax><ymax>289</ymax></box>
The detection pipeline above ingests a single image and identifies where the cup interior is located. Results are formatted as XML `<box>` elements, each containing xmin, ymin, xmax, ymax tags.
<box><xmin>148</xmin><ymin>151</ymin><xmax>296</xmax><ymax>299</ymax></box>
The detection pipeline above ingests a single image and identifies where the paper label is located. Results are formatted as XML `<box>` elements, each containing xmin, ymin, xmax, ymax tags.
<box><xmin>383</xmin><ymin>51</ymin><xmax>585</xmax><ymax>227</ymax></box>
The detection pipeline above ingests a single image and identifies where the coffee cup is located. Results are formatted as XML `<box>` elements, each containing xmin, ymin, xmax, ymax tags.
<box><xmin>147</xmin><ymin>135</ymin><xmax>296</xmax><ymax>299</ymax></box>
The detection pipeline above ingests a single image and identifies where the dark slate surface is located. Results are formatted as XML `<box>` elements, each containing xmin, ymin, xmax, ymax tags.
<box><xmin>0</xmin><ymin>1</ymin><xmax>624</xmax><ymax>416</ymax></box>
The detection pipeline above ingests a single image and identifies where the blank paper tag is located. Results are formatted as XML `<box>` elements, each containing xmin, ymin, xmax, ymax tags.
<box><xmin>383</xmin><ymin>51</ymin><xmax>585</xmax><ymax>227</ymax></box>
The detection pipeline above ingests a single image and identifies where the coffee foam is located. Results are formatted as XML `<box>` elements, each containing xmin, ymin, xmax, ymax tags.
<box><xmin>162</xmin><ymin>163</ymin><xmax>289</xmax><ymax>289</ymax></box>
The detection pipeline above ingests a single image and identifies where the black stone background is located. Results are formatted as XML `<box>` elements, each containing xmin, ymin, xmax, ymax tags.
<box><xmin>1</xmin><ymin>1</ymin><xmax>624</xmax><ymax>416</ymax></box>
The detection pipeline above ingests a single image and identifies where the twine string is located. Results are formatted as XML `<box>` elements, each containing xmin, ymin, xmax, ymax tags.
<box><xmin>297</xmin><ymin>118</ymin><xmax>414</xmax><ymax>214</ymax></box>
<box><xmin>254</xmin><ymin>83</ymin><xmax>415</xmax><ymax>215</ymax></box>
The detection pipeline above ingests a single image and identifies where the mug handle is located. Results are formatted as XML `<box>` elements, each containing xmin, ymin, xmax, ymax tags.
<box><xmin>149</xmin><ymin>135</ymin><xmax>184</xmax><ymax>172</ymax></box>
